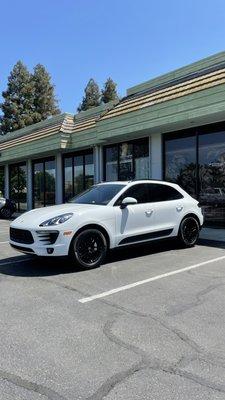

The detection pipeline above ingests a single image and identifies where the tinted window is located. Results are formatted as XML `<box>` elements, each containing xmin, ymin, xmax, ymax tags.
<box><xmin>148</xmin><ymin>184</ymin><xmax>183</xmax><ymax>202</ymax></box>
<box><xmin>70</xmin><ymin>184</ymin><xmax>126</xmax><ymax>205</ymax></box>
<box><xmin>115</xmin><ymin>184</ymin><xmax>149</xmax><ymax>205</ymax></box>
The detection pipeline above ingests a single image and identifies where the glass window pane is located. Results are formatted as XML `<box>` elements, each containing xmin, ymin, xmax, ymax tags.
<box><xmin>9</xmin><ymin>165</ymin><xmax>18</xmax><ymax>205</ymax></box>
<box><xmin>0</xmin><ymin>167</ymin><xmax>4</xmax><ymax>196</ymax></box>
<box><xmin>119</xmin><ymin>142</ymin><xmax>134</xmax><ymax>180</ymax></box>
<box><xmin>45</xmin><ymin>160</ymin><xmax>55</xmax><ymax>206</ymax></box>
<box><xmin>64</xmin><ymin>157</ymin><xmax>73</xmax><ymax>201</ymax></box>
<box><xmin>18</xmin><ymin>164</ymin><xmax>27</xmax><ymax>211</ymax></box>
<box><xmin>34</xmin><ymin>162</ymin><xmax>44</xmax><ymax>208</ymax></box>
<box><xmin>105</xmin><ymin>146</ymin><xmax>118</xmax><ymax>181</ymax></box>
<box><xmin>134</xmin><ymin>139</ymin><xmax>149</xmax><ymax>179</ymax></box>
<box><xmin>74</xmin><ymin>156</ymin><xmax>84</xmax><ymax>195</ymax></box>
<box><xmin>85</xmin><ymin>153</ymin><xmax>94</xmax><ymax>189</ymax></box>
<box><xmin>199</xmin><ymin>131</ymin><xmax>225</xmax><ymax>226</ymax></box>
<box><xmin>164</xmin><ymin>134</ymin><xmax>197</xmax><ymax>197</ymax></box>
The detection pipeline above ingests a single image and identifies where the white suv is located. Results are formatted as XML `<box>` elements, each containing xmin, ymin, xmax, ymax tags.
<box><xmin>10</xmin><ymin>180</ymin><xmax>203</xmax><ymax>269</ymax></box>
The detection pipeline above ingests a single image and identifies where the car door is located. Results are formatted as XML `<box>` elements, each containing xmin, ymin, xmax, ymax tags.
<box><xmin>113</xmin><ymin>183</ymin><xmax>157</xmax><ymax>246</ymax></box>
<box><xmin>147</xmin><ymin>183</ymin><xmax>185</xmax><ymax>235</ymax></box>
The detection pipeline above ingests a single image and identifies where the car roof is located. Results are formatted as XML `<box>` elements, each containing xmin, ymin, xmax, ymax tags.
<box><xmin>97</xmin><ymin>180</ymin><xmax>177</xmax><ymax>186</ymax></box>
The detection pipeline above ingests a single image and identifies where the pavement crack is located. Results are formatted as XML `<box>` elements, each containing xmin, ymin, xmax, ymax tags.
<box><xmin>85</xmin><ymin>361</ymin><xmax>145</xmax><ymax>400</ymax></box>
<box><xmin>0</xmin><ymin>368</ymin><xmax>68</xmax><ymax>400</ymax></box>
<box><xmin>167</xmin><ymin>283</ymin><xmax>224</xmax><ymax>317</ymax></box>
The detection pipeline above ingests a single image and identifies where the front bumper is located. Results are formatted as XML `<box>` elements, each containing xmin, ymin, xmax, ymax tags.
<box><xmin>9</xmin><ymin>228</ymin><xmax>74</xmax><ymax>256</ymax></box>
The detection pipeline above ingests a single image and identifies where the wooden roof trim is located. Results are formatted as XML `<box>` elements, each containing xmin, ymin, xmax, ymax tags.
<box><xmin>122</xmin><ymin>67</ymin><xmax>225</xmax><ymax>107</ymax></box>
<box><xmin>103</xmin><ymin>70</ymin><xmax>225</xmax><ymax>118</ymax></box>
<box><xmin>0</xmin><ymin>125</ymin><xmax>61</xmax><ymax>150</ymax></box>
<box><xmin>101</xmin><ymin>75</ymin><xmax>225</xmax><ymax>120</ymax></box>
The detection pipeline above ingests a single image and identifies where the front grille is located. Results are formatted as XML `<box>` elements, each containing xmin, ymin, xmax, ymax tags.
<box><xmin>36</xmin><ymin>230</ymin><xmax>59</xmax><ymax>245</ymax></box>
<box><xmin>10</xmin><ymin>228</ymin><xmax>34</xmax><ymax>244</ymax></box>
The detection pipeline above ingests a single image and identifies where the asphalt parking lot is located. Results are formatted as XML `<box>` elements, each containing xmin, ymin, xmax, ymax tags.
<box><xmin>1</xmin><ymin>220</ymin><xmax>225</xmax><ymax>399</ymax></box>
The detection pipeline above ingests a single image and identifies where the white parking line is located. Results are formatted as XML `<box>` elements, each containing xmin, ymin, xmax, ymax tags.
<box><xmin>0</xmin><ymin>241</ymin><xmax>9</xmax><ymax>244</ymax></box>
<box><xmin>79</xmin><ymin>255</ymin><xmax>225</xmax><ymax>303</ymax></box>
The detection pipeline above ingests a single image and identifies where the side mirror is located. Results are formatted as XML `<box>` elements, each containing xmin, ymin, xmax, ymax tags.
<box><xmin>120</xmin><ymin>197</ymin><xmax>137</xmax><ymax>209</ymax></box>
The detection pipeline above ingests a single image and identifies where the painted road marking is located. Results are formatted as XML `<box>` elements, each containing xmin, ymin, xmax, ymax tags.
<box><xmin>0</xmin><ymin>241</ymin><xmax>9</xmax><ymax>244</ymax></box>
<box><xmin>79</xmin><ymin>255</ymin><xmax>225</xmax><ymax>303</ymax></box>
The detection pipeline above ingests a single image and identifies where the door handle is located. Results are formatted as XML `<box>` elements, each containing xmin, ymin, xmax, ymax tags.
<box><xmin>145</xmin><ymin>210</ymin><xmax>153</xmax><ymax>217</ymax></box>
<box><xmin>176</xmin><ymin>205</ymin><xmax>183</xmax><ymax>212</ymax></box>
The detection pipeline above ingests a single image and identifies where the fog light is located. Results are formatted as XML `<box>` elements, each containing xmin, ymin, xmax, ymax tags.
<box><xmin>47</xmin><ymin>248</ymin><xmax>54</xmax><ymax>254</ymax></box>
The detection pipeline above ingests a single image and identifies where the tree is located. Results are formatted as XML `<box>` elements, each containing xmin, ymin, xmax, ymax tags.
<box><xmin>0</xmin><ymin>61</ymin><xmax>35</xmax><ymax>134</ymax></box>
<box><xmin>77</xmin><ymin>79</ymin><xmax>101</xmax><ymax>112</ymax></box>
<box><xmin>32</xmin><ymin>64</ymin><xmax>60</xmax><ymax>123</ymax></box>
<box><xmin>101</xmin><ymin>77</ymin><xmax>118</xmax><ymax>103</ymax></box>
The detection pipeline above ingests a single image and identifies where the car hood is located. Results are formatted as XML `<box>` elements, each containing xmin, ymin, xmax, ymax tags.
<box><xmin>11</xmin><ymin>203</ymin><xmax>107</xmax><ymax>228</ymax></box>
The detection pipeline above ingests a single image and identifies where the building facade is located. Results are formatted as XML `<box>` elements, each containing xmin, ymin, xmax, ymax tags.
<box><xmin>1</xmin><ymin>52</ymin><xmax>225</xmax><ymax>226</ymax></box>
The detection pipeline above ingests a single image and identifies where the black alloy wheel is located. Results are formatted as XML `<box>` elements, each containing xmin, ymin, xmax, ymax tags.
<box><xmin>178</xmin><ymin>217</ymin><xmax>200</xmax><ymax>247</ymax></box>
<box><xmin>71</xmin><ymin>229</ymin><xmax>107</xmax><ymax>269</ymax></box>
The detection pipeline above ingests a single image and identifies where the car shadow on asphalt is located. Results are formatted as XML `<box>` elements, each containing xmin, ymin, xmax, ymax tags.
<box><xmin>0</xmin><ymin>238</ymin><xmax>224</xmax><ymax>278</ymax></box>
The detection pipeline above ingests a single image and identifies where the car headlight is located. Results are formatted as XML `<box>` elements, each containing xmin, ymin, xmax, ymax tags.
<box><xmin>39</xmin><ymin>213</ymin><xmax>73</xmax><ymax>227</ymax></box>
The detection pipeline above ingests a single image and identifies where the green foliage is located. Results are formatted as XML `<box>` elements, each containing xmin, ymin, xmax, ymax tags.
<box><xmin>0</xmin><ymin>61</ymin><xmax>60</xmax><ymax>134</ymax></box>
<box><xmin>0</xmin><ymin>61</ymin><xmax>35</xmax><ymax>134</ymax></box>
<box><xmin>32</xmin><ymin>64</ymin><xmax>60</xmax><ymax>123</ymax></box>
<box><xmin>101</xmin><ymin>78</ymin><xmax>118</xmax><ymax>103</ymax></box>
<box><xmin>77</xmin><ymin>79</ymin><xmax>101</xmax><ymax>112</ymax></box>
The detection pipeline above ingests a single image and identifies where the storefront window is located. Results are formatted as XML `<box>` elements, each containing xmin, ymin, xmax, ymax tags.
<box><xmin>104</xmin><ymin>138</ymin><xmax>149</xmax><ymax>181</ymax></box>
<box><xmin>63</xmin><ymin>151</ymin><xmax>94</xmax><ymax>201</ymax></box>
<box><xmin>164</xmin><ymin>124</ymin><xmax>225</xmax><ymax>226</ymax></box>
<box><xmin>164</xmin><ymin>133</ymin><xmax>197</xmax><ymax>197</ymax></box>
<box><xmin>105</xmin><ymin>146</ymin><xmax>118</xmax><ymax>181</ymax></box>
<box><xmin>64</xmin><ymin>157</ymin><xmax>73</xmax><ymax>201</ymax></box>
<box><xmin>0</xmin><ymin>166</ymin><xmax>4</xmax><ymax>196</ymax></box>
<box><xmin>9</xmin><ymin>163</ymin><xmax>27</xmax><ymax>211</ymax></box>
<box><xmin>85</xmin><ymin>153</ymin><xmax>94</xmax><ymax>189</ymax></box>
<box><xmin>199</xmin><ymin>130</ymin><xmax>225</xmax><ymax>226</ymax></box>
<box><xmin>33</xmin><ymin>158</ymin><xmax>55</xmax><ymax>208</ymax></box>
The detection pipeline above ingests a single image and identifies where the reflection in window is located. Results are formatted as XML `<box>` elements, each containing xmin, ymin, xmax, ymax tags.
<box><xmin>199</xmin><ymin>131</ymin><xmax>225</xmax><ymax>226</ymax></box>
<box><xmin>104</xmin><ymin>138</ymin><xmax>149</xmax><ymax>181</ymax></box>
<box><xmin>164</xmin><ymin>134</ymin><xmax>197</xmax><ymax>197</ymax></box>
<box><xmin>45</xmin><ymin>160</ymin><xmax>56</xmax><ymax>206</ymax></box>
<box><xmin>74</xmin><ymin>156</ymin><xmax>83</xmax><ymax>195</ymax></box>
<box><xmin>9</xmin><ymin>163</ymin><xmax>27</xmax><ymax>211</ymax></box>
<box><xmin>0</xmin><ymin>166</ymin><xmax>4</xmax><ymax>196</ymax></box>
<box><xmin>64</xmin><ymin>157</ymin><xmax>73</xmax><ymax>201</ymax></box>
<box><xmin>105</xmin><ymin>146</ymin><xmax>118</xmax><ymax>181</ymax></box>
<box><xmin>85</xmin><ymin>153</ymin><xmax>94</xmax><ymax>189</ymax></box>
<box><xmin>63</xmin><ymin>151</ymin><xmax>94</xmax><ymax>201</ymax></box>
<box><xmin>33</xmin><ymin>158</ymin><xmax>55</xmax><ymax>208</ymax></box>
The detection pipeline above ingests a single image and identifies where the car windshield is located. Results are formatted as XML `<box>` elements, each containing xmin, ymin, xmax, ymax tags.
<box><xmin>69</xmin><ymin>184</ymin><xmax>126</xmax><ymax>205</ymax></box>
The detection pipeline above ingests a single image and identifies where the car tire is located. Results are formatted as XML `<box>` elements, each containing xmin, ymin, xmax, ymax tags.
<box><xmin>70</xmin><ymin>229</ymin><xmax>108</xmax><ymax>269</ymax></box>
<box><xmin>0</xmin><ymin>207</ymin><xmax>13</xmax><ymax>219</ymax></box>
<box><xmin>178</xmin><ymin>216</ymin><xmax>200</xmax><ymax>248</ymax></box>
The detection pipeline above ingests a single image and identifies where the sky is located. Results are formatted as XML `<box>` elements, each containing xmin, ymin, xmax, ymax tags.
<box><xmin>1</xmin><ymin>0</ymin><xmax>225</xmax><ymax>114</ymax></box>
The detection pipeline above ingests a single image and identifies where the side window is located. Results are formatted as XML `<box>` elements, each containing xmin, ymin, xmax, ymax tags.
<box><xmin>148</xmin><ymin>184</ymin><xmax>183</xmax><ymax>202</ymax></box>
<box><xmin>114</xmin><ymin>184</ymin><xmax>149</xmax><ymax>205</ymax></box>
